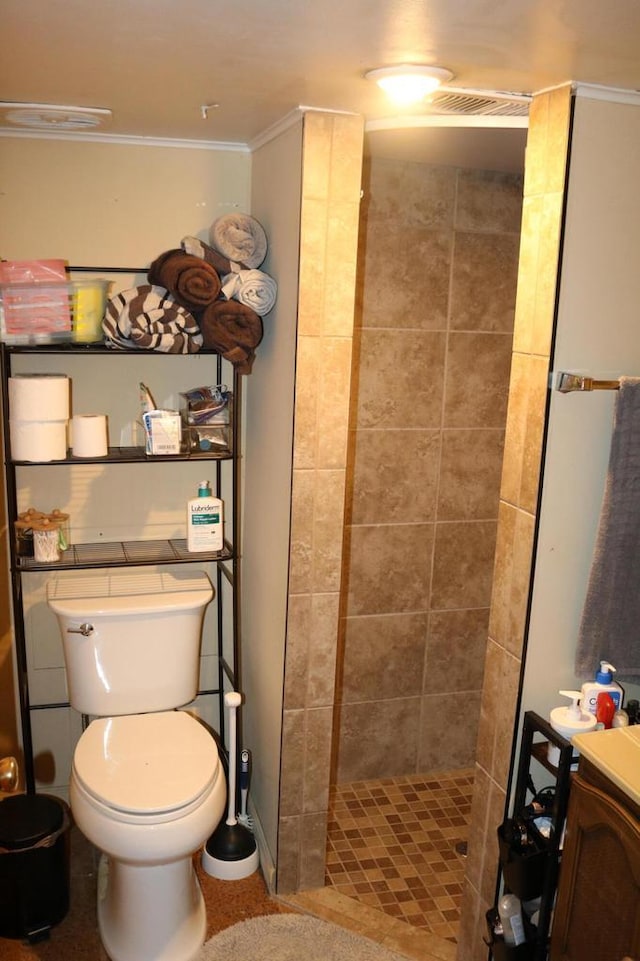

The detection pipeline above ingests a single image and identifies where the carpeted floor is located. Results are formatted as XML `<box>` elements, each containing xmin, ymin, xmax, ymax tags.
<box><xmin>199</xmin><ymin>914</ymin><xmax>409</xmax><ymax>961</ymax></box>
<box><xmin>0</xmin><ymin>826</ymin><xmax>288</xmax><ymax>961</ymax></box>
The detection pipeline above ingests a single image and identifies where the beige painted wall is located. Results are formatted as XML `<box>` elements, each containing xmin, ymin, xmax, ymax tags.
<box><xmin>242</xmin><ymin>118</ymin><xmax>303</xmax><ymax>877</ymax></box>
<box><xmin>0</xmin><ymin>135</ymin><xmax>251</xmax><ymax>794</ymax></box>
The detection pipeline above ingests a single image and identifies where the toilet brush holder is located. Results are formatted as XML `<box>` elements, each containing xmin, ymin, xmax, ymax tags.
<box><xmin>201</xmin><ymin>692</ymin><xmax>259</xmax><ymax>880</ymax></box>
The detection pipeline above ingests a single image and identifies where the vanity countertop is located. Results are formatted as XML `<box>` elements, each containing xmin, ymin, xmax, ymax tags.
<box><xmin>573</xmin><ymin>724</ymin><xmax>640</xmax><ymax>805</ymax></box>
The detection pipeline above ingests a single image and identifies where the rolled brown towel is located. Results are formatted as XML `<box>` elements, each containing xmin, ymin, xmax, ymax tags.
<box><xmin>199</xmin><ymin>299</ymin><xmax>264</xmax><ymax>374</ymax></box>
<box><xmin>148</xmin><ymin>249</ymin><xmax>221</xmax><ymax>311</ymax></box>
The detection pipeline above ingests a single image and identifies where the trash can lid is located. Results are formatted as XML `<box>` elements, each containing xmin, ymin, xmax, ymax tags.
<box><xmin>0</xmin><ymin>794</ymin><xmax>65</xmax><ymax>850</ymax></box>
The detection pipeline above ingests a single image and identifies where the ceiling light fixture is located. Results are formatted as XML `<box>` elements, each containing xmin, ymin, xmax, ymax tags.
<box><xmin>365</xmin><ymin>65</ymin><xmax>454</xmax><ymax>105</ymax></box>
<box><xmin>0</xmin><ymin>102</ymin><xmax>112</xmax><ymax>131</ymax></box>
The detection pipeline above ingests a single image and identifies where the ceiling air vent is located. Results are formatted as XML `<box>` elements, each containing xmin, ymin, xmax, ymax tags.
<box><xmin>427</xmin><ymin>88</ymin><xmax>531</xmax><ymax>118</ymax></box>
<box><xmin>0</xmin><ymin>102</ymin><xmax>112</xmax><ymax>131</ymax></box>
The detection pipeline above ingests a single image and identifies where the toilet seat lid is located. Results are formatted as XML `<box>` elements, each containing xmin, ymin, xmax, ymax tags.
<box><xmin>73</xmin><ymin>711</ymin><xmax>219</xmax><ymax>816</ymax></box>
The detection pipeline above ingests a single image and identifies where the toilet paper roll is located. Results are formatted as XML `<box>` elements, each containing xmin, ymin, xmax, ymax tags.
<box><xmin>71</xmin><ymin>414</ymin><xmax>108</xmax><ymax>458</ymax></box>
<box><xmin>10</xmin><ymin>419</ymin><xmax>68</xmax><ymax>462</ymax></box>
<box><xmin>9</xmin><ymin>374</ymin><xmax>70</xmax><ymax>422</ymax></box>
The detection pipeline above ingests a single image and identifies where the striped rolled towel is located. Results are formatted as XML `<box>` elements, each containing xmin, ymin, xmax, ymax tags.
<box><xmin>221</xmin><ymin>267</ymin><xmax>277</xmax><ymax>316</ymax></box>
<box><xmin>147</xmin><ymin>249</ymin><xmax>221</xmax><ymax>311</ymax></box>
<box><xmin>209</xmin><ymin>213</ymin><xmax>267</xmax><ymax>269</ymax></box>
<box><xmin>103</xmin><ymin>285</ymin><xmax>203</xmax><ymax>353</ymax></box>
<box><xmin>199</xmin><ymin>299</ymin><xmax>263</xmax><ymax>374</ymax></box>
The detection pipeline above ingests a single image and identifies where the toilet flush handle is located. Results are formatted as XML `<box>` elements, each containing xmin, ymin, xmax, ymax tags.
<box><xmin>67</xmin><ymin>623</ymin><xmax>94</xmax><ymax>637</ymax></box>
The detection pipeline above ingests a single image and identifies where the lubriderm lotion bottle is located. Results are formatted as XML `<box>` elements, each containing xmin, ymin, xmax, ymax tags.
<box><xmin>187</xmin><ymin>480</ymin><xmax>223</xmax><ymax>552</ymax></box>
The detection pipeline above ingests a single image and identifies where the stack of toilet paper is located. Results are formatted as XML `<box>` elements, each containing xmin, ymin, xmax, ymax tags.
<box><xmin>9</xmin><ymin>374</ymin><xmax>70</xmax><ymax>461</ymax></box>
<box><xmin>9</xmin><ymin>374</ymin><xmax>110</xmax><ymax>461</ymax></box>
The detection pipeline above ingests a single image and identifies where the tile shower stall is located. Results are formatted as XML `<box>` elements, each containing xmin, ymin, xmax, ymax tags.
<box><xmin>329</xmin><ymin>155</ymin><xmax>524</xmax><ymax>938</ymax></box>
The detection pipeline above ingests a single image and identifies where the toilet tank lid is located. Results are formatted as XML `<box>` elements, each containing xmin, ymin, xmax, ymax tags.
<box><xmin>47</xmin><ymin>570</ymin><xmax>213</xmax><ymax>616</ymax></box>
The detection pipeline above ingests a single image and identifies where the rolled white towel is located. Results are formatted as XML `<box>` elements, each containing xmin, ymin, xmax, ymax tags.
<box><xmin>221</xmin><ymin>268</ymin><xmax>277</xmax><ymax>316</ymax></box>
<box><xmin>209</xmin><ymin>213</ymin><xmax>267</xmax><ymax>269</ymax></box>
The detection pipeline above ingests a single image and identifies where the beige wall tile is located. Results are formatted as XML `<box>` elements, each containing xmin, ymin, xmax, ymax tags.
<box><xmin>530</xmin><ymin>192</ymin><xmax>564</xmax><ymax>357</ymax></box>
<box><xmin>280</xmin><ymin>112</ymin><xmax>363</xmax><ymax>891</ymax></box>
<box><xmin>283</xmin><ymin>594</ymin><xmax>311</xmax><ymax>710</ymax></box>
<box><xmin>455</xmin><ymin>169</ymin><xmax>524</xmax><ymax>234</ymax></box>
<box><xmin>463</xmin><ymin>764</ymin><xmax>492</xmax><ymax>893</ymax></box>
<box><xmin>298</xmin><ymin>197</ymin><xmax>328</xmax><ymax>337</ymax></box>
<box><xmin>444</xmin><ymin>332</ymin><xmax>513</xmax><ymax>429</ymax></box>
<box><xmin>510</xmin><ymin>353</ymin><xmax>547</xmax><ymax>515</ymax></box>
<box><xmin>346</xmin><ymin>523</ymin><xmax>434</xmax><ymax>615</ymax></box>
<box><xmin>512</xmin><ymin>196</ymin><xmax>542</xmax><ymax>354</ymax></box>
<box><xmin>299</xmin><ymin>811</ymin><xmax>330</xmax><ymax>889</ymax></box>
<box><xmin>301</xmin><ymin>113</ymin><xmax>333</xmax><ymax>201</ymax></box>
<box><xmin>276</xmin><ymin>815</ymin><xmax>301</xmax><ymax>894</ymax></box>
<box><xmin>303</xmin><ymin>707</ymin><xmax>334</xmax><ymax>813</ymax></box>
<box><xmin>437</xmin><ymin>429</ymin><xmax>504</xmax><ymax>521</ymax></box>
<box><xmin>366</xmin><ymin>157</ymin><xmax>456</xmax><ymax>229</ymax></box>
<box><xmin>351</xmin><ymin>428</ymin><xmax>440</xmax><ymax>524</ymax></box>
<box><xmin>356</xmin><ymin>329</ymin><xmax>447</xmax><ymax>429</ymax></box>
<box><xmin>450</xmin><ymin>232</ymin><xmax>520</xmax><ymax>333</ymax></box>
<box><xmin>307</xmin><ymin>593</ymin><xmax>340</xmax><ymax>707</ymax></box>
<box><xmin>425</xmin><ymin>608</ymin><xmax>490</xmax><ymax>694</ymax></box>
<box><xmin>279</xmin><ymin>709</ymin><xmax>305</xmax><ymax>817</ymax></box>
<box><xmin>505</xmin><ymin>509</ymin><xmax>535</xmax><ymax>658</ymax></box>
<box><xmin>499</xmin><ymin>353</ymin><xmax>529</xmax><ymax>505</ymax></box>
<box><xmin>311</xmin><ymin>468</ymin><xmax>347</xmax><ymax>592</ymax></box>
<box><xmin>292</xmin><ymin>335</ymin><xmax>321</xmax><ymax>469</ymax></box>
<box><xmin>337</xmin><ymin>697</ymin><xmax>421</xmax><ymax>782</ymax></box>
<box><xmin>431</xmin><ymin>520</ymin><xmax>498</xmax><ymax>610</ymax></box>
<box><xmin>329</xmin><ymin>114</ymin><xmax>365</xmax><ymax>204</ymax></box>
<box><xmin>418</xmin><ymin>691</ymin><xmax>481</xmax><ymax>770</ymax></box>
<box><xmin>360</xmin><ymin>226</ymin><xmax>452</xmax><ymax>329</ymax></box>
<box><xmin>289</xmin><ymin>468</ymin><xmax>315</xmax><ymax>593</ymax></box>
<box><xmin>316</xmin><ymin>337</ymin><xmax>353</xmax><ymax>469</ymax></box>
<box><xmin>488</xmin><ymin>501</ymin><xmax>517</xmax><ymax>646</ymax></box>
<box><xmin>341</xmin><ymin>611</ymin><xmax>428</xmax><ymax>702</ymax></box>
<box><xmin>545</xmin><ymin>85</ymin><xmax>573</xmax><ymax>194</ymax></box>
<box><xmin>324</xmin><ymin>202</ymin><xmax>363</xmax><ymax>337</ymax></box>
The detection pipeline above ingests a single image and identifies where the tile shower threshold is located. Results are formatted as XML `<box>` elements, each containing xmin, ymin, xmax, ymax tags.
<box><xmin>279</xmin><ymin>887</ymin><xmax>457</xmax><ymax>961</ymax></box>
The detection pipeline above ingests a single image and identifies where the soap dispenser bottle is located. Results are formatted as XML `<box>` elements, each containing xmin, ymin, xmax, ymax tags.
<box><xmin>186</xmin><ymin>480</ymin><xmax>223</xmax><ymax>552</ymax></box>
<box><xmin>548</xmin><ymin>690</ymin><xmax>597</xmax><ymax>766</ymax></box>
<box><xmin>581</xmin><ymin>661</ymin><xmax>624</xmax><ymax>716</ymax></box>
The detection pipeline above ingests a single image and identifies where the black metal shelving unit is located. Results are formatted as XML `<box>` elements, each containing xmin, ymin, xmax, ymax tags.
<box><xmin>1</xmin><ymin>341</ymin><xmax>242</xmax><ymax>793</ymax></box>
<box><xmin>489</xmin><ymin>711</ymin><xmax>574</xmax><ymax>961</ymax></box>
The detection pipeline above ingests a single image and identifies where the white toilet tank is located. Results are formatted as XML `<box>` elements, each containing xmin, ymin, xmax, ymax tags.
<box><xmin>47</xmin><ymin>570</ymin><xmax>213</xmax><ymax>717</ymax></box>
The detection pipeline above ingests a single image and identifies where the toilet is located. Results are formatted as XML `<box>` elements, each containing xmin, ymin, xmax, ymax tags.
<box><xmin>47</xmin><ymin>570</ymin><xmax>226</xmax><ymax>961</ymax></box>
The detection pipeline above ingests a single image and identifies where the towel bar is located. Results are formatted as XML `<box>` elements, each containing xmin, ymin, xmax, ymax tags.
<box><xmin>556</xmin><ymin>372</ymin><xmax>620</xmax><ymax>393</ymax></box>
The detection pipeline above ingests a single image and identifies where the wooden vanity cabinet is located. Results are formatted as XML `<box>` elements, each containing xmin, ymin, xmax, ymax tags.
<box><xmin>550</xmin><ymin>757</ymin><xmax>640</xmax><ymax>961</ymax></box>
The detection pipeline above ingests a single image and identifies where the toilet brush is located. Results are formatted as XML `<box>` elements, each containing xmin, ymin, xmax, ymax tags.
<box><xmin>201</xmin><ymin>692</ymin><xmax>259</xmax><ymax>880</ymax></box>
<box><xmin>237</xmin><ymin>749</ymin><xmax>254</xmax><ymax>831</ymax></box>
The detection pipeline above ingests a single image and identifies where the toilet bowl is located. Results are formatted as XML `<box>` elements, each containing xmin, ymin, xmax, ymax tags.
<box><xmin>46</xmin><ymin>570</ymin><xmax>224</xmax><ymax>961</ymax></box>
<box><xmin>71</xmin><ymin>712</ymin><xmax>225</xmax><ymax>961</ymax></box>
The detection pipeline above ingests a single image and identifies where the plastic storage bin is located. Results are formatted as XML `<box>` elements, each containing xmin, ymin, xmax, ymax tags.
<box><xmin>0</xmin><ymin>794</ymin><xmax>71</xmax><ymax>941</ymax></box>
<box><xmin>0</xmin><ymin>280</ymin><xmax>110</xmax><ymax>344</ymax></box>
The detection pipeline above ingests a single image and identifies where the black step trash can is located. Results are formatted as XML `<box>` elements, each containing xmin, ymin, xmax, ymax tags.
<box><xmin>0</xmin><ymin>794</ymin><xmax>71</xmax><ymax>942</ymax></box>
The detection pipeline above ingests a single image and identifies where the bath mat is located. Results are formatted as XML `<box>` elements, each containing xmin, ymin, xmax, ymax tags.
<box><xmin>199</xmin><ymin>913</ymin><xmax>409</xmax><ymax>961</ymax></box>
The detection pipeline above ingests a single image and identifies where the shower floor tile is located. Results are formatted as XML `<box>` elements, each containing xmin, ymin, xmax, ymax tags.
<box><xmin>325</xmin><ymin>769</ymin><xmax>474</xmax><ymax>943</ymax></box>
